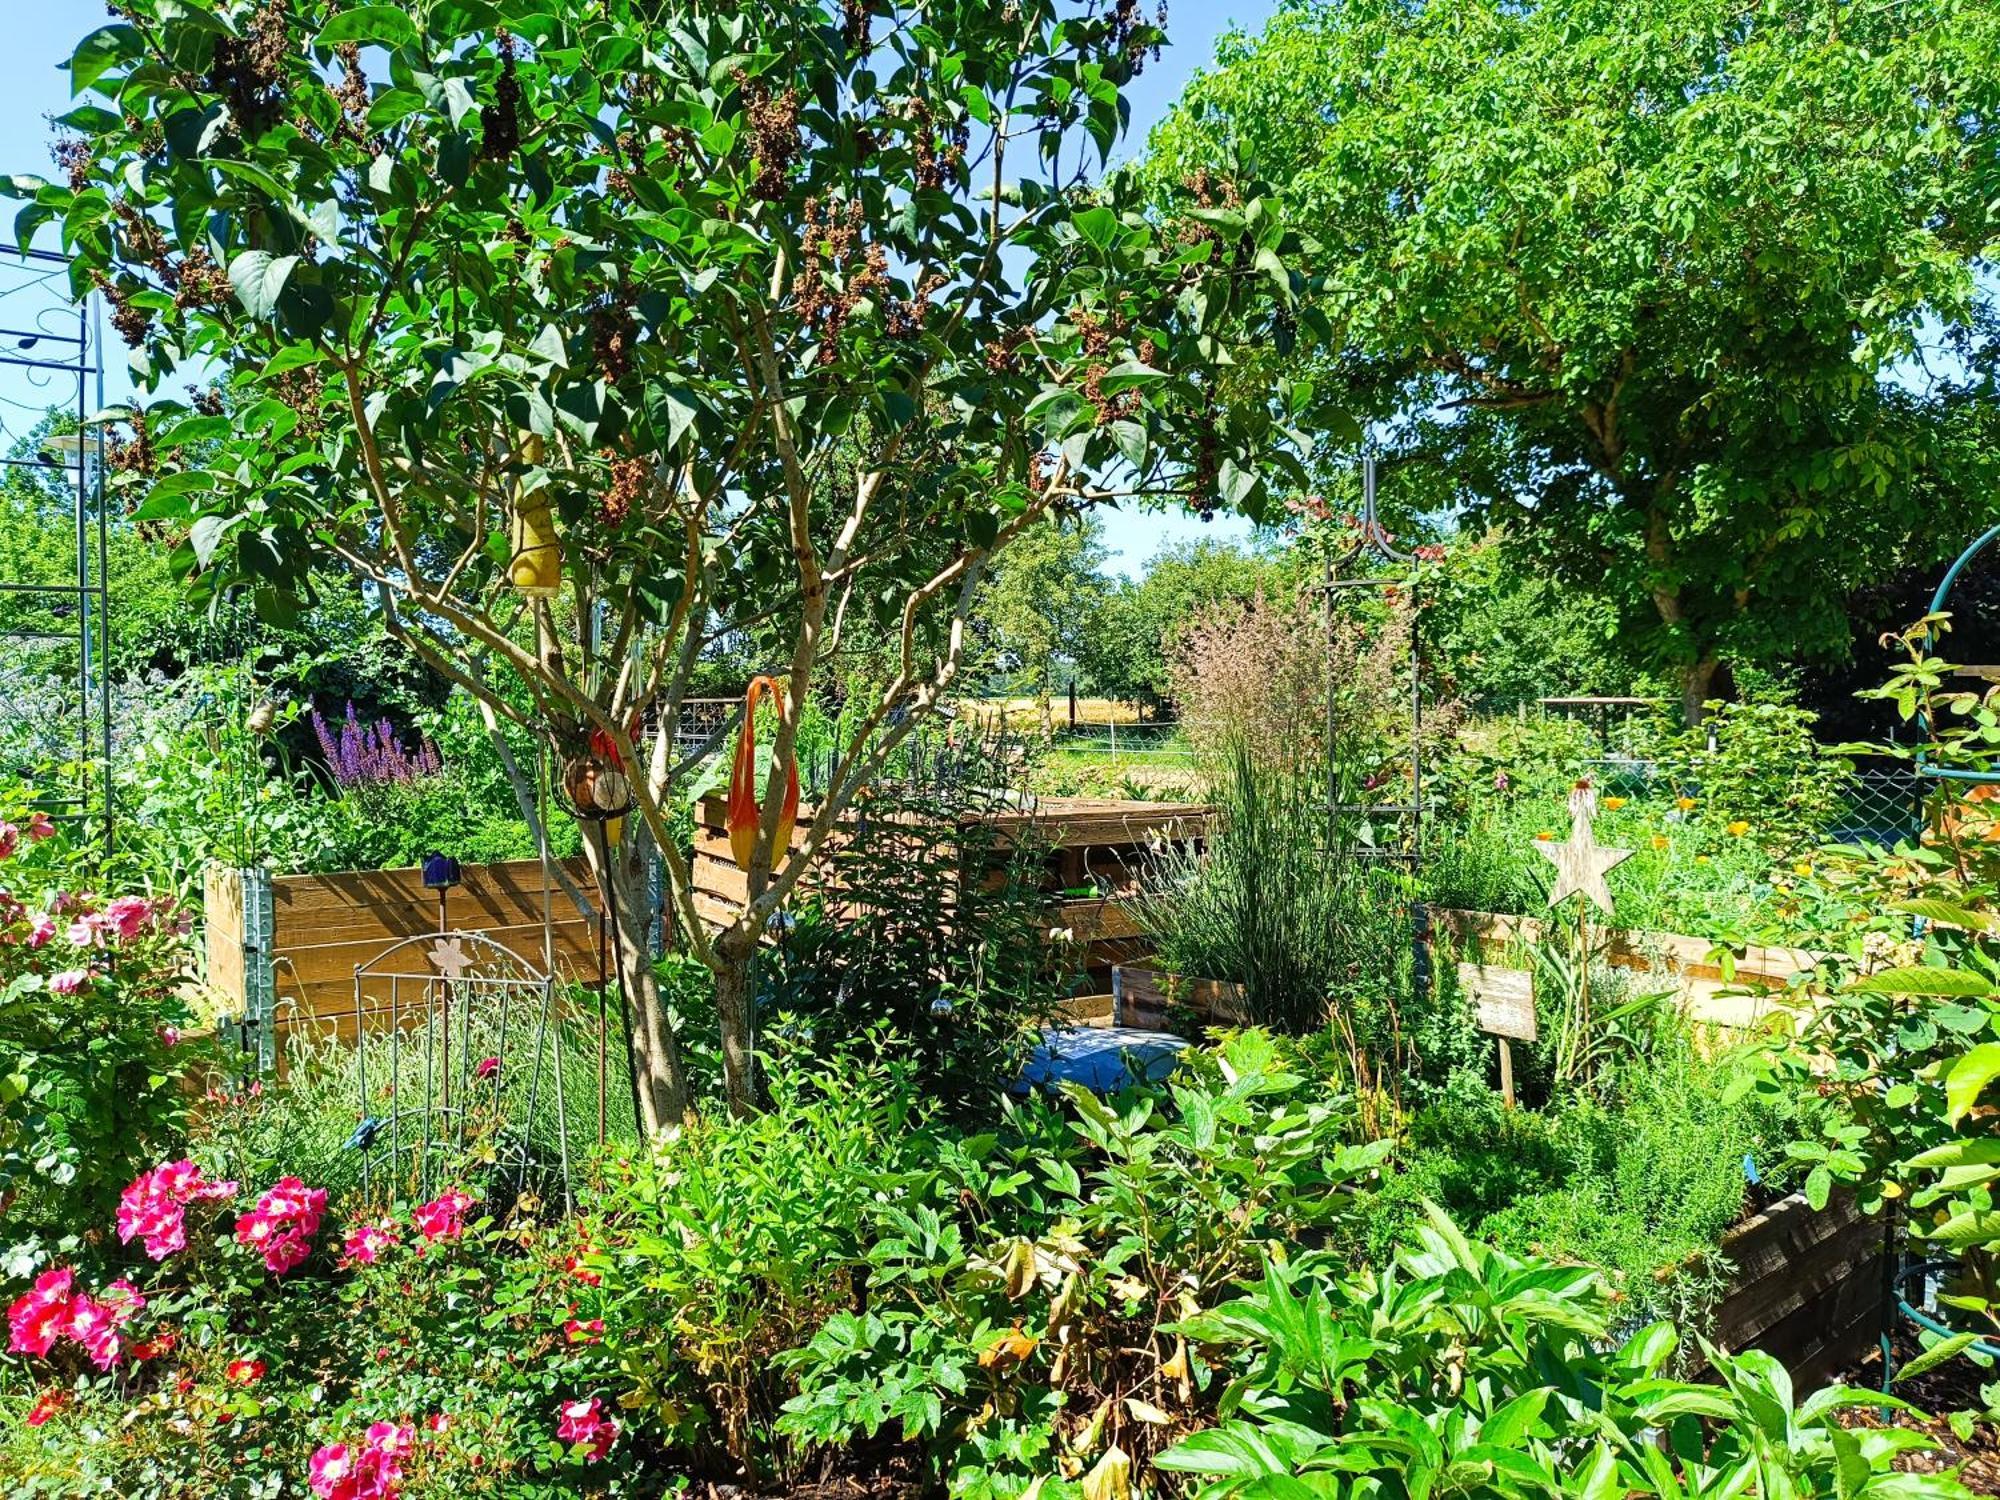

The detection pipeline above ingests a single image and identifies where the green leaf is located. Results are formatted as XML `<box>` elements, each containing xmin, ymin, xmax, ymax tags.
<box><xmin>314</xmin><ymin>7</ymin><xmax>419</xmax><ymax>48</ymax></box>
<box><xmin>1945</xmin><ymin>1043</ymin><xmax>2000</xmax><ymax>1123</ymax></box>
<box><xmin>66</xmin><ymin>25</ymin><xmax>141</xmax><ymax>96</ymax></box>
<box><xmin>1072</xmin><ymin>206</ymin><xmax>1120</xmax><ymax>250</ymax></box>
<box><xmin>1847</xmin><ymin>966</ymin><xmax>1997</xmax><ymax>999</ymax></box>
<box><xmin>228</xmin><ymin>251</ymin><xmax>300</xmax><ymax>321</ymax></box>
<box><xmin>1894</xmin><ymin>1332</ymin><xmax>1980</xmax><ymax>1384</ymax></box>
<box><xmin>1894</xmin><ymin>899</ymin><xmax>1998</xmax><ymax>934</ymax></box>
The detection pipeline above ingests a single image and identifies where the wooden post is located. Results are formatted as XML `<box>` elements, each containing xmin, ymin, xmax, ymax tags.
<box><xmin>1497</xmin><ymin>1037</ymin><xmax>1515</xmax><ymax>1109</ymax></box>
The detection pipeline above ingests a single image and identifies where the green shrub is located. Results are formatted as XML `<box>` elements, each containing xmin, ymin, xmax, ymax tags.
<box><xmin>1159</xmin><ymin>1210</ymin><xmax>1965</xmax><ymax>1500</ymax></box>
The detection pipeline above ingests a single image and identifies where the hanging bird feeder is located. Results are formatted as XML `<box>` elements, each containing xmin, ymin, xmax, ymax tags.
<box><xmin>557</xmin><ymin>720</ymin><xmax>637</xmax><ymax>828</ymax></box>
<box><xmin>728</xmin><ymin>676</ymin><xmax>800</xmax><ymax>872</ymax></box>
<box><xmin>508</xmin><ymin>433</ymin><xmax>563</xmax><ymax>596</ymax></box>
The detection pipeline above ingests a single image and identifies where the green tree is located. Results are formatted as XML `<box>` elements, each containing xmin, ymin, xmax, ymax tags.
<box><xmin>1089</xmin><ymin>534</ymin><xmax>1287</xmax><ymax>708</ymax></box>
<box><xmin>1151</xmin><ymin>0</ymin><xmax>2000</xmax><ymax>723</ymax></box>
<box><xmin>27</xmin><ymin>0</ymin><xmax>1319</xmax><ymax>1119</ymax></box>
<box><xmin>975</xmin><ymin>512</ymin><xmax>1109</xmax><ymax>734</ymax></box>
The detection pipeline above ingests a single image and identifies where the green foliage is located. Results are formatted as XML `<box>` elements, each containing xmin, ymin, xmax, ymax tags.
<box><xmin>1421</xmin><ymin>529</ymin><xmax>1645</xmax><ymax>715</ymax></box>
<box><xmin>1151</xmin><ymin>0</ymin><xmax>2000</xmax><ymax>716</ymax></box>
<box><xmin>1656</xmin><ymin>699</ymin><xmax>1855</xmax><ymax>853</ymax></box>
<box><xmin>1756</xmin><ymin>621</ymin><xmax>2000</xmax><ymax>1380</ymax></box>
<box><xmin>974</xmin><ymin>515</ymin><xmax>1113</xmax><ymax>712</ymax></box>
<box><xmin>1159</xmin><ymin>1209</ymin><xmax>1965</xmax><ymax>1499</ymax></box>
<box><xmin>1088</xmin><ymin>537</ymin><xmax>1292</xmax><ymax>708</ymax></box>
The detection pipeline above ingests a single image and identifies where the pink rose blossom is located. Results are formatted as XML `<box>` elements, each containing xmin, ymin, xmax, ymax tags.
<box><xmin>25</xmin><ymin>812</ymin><xmax>54</xmax><ymax>842</ymax></box>
<box><xmin>555</xmin><ymin>1396</ymin><xmax>619</xmax><ymax>1461</ymax></box>
<box><xmin>340</xmin><ymin>1221</ymin><xmax>400</xmax><ymax>1267</ymax></box>
<box><xmin>474</xmin><ymin>1055</ymin><xmax>500</xmax><ymax>1079</ymax></box>
<box><xmin>118</xmin><ymin>1160</ymin><xmax>236</xmax><ymax>1261</ymax></box>
<box><xmin>48</xmin><ymin>969</ymin><xmax>89</xmax><ymax>997</ymax></box>
<box><xmin>63</xmin><ymin>917</ymin><xmax>95</xmax><ymax>948</ymax></box>
<box><xmin>411</xmin><ymin>1190</ymin><xmax>473</xmax><ymax>1243</ymax></box>
<box><xmin>23</xmin><ymin>915</ymin><xmax>52</xmax><ymax>949</ymax></box>
<box><xmin>0</xmin><ymin>824</ymin><xmax>17</xmax><ymax>860</ymax></box>
<box><xmin>309</xmin><ymin>1419</ymin><xmax>414</xmax><ymax>1500</ymax></box>
<box><xmin>98</xmin><ymin>895</ymin><xmax>153</xmax><ymax>945</ymax></box>
<box><xmin>65</xmin><ymin>1294</ymin><xmax>122</xmax><ymax>1370</ymax></box>
<box><xmin>235</xmin><ymin>1177</ymin><xmax>327</xmax><ymax>1275</ymax></box>
<box><xmin>6</xmin><ymin>1268</ymin><xmax>75</xmax><ymax>1357</ymax></box>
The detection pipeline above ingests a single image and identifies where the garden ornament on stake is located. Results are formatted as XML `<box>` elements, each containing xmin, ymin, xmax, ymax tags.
<box><xmin>506</xmin><ymin>434</ymin><xmax>561</xmax><ymax>597</ymax></box>
<box><xmin>728</xmin><ymin>676</ymin><xmax>800</xmax><ymax>874</ymax></box>
<box><xmin>1537</xmin><ymin>778</ymin><xmax>1631</xmax><ymax>917</ymax></box>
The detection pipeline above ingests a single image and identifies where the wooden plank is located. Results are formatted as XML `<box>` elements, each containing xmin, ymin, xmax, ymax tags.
<box><xmin>1112</xmin><ymin>963</ymin><xmax>1250</xmax><ymax>1030</ymax></box>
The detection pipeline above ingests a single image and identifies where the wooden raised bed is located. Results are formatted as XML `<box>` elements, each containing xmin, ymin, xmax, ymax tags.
<box><xmin>204</xmin><ymin>860</ymin><xmax>602</xmax><ymax>1058</ymax></box>
<box><xmin>1110</xmin><ymin>962</ymin><xmax>1250</xmax><ymax>1030</ymax></box>
<box><xmin>1434</xmin><ymin>907</ymin><xmax>1827</xmax><ymax>1034</ymax></box>
<box><xmin>689</xmin><ymin>795</ymin><xmax>1209</xmax><ymax>987</ymax></box>
<box><xmin>1707</xmin><ymin>1190</ymin><xmax>1885</xmax><ymax>1388</ymax></box>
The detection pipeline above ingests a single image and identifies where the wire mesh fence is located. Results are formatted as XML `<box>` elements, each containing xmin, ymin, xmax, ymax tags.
<box><xmin>1579</xmin><ymin>756</ymin><xmax>1923</xmax><ymax>847</ymax></box>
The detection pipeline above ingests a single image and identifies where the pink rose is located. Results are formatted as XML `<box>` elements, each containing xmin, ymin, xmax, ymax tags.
<box><xmin>411</xmin><ymin>1190</ymin><xmax>473</xmax><ymax>1243</ymax></box>
<box><xmin>554</xmin><ymin>1396</ymin><xmax>619</xmax><ymax>1461</ymax></box>
<box><xmin>48</xmin><ymin>969</ymin><xmax>89</xmax><ymax>997</ymax></box>
<box><xmin>25</xmin><ymin>812</ymin><xmax>54</xmax><ymax>842</ymax></box>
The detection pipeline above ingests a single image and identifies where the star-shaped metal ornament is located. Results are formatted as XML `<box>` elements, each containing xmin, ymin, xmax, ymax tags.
<box><xmin>1536</xmin><ymin>783</ymin><xmax>1631</xmax><ymax>917</ymax></box>
<box><xmin>428</xmin><ymin>935</ymin><xmax>476</xmax><ymax>982</ymax></box>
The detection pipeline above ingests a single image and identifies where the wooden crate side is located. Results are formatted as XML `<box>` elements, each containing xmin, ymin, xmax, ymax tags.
<box><xmin>202</xmin><ymin>865</ymin><xmax>247</xmax><ymax>1009</ymax></box>
<box><xmin>1112</xmin><ymin>964</ymin><xmax>1251</xmax><ymax>1030</ymax></box>
<box><xmin>1703</xmin><ymin>1191</ymin><xmax>1887</xmax><ymax>1388</ymax></box>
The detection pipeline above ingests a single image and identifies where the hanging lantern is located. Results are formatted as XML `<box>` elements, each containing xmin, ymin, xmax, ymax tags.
<box><xmin>728</xmin><ymin>676</ymin><xmax>800</xmax><ymax>872</ymax></box>
<box><xmin>508</xmin><ymin>434</ymin><xmax>562</xmax><ymax>596</ymax></box>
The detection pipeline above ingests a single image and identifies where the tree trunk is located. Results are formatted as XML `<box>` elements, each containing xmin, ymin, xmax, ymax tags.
<box><xmin>1681</xmin><ymin>655</ymin><xmax>1722</xmax><ymax>728</ymax></box>
<box><xmin>583</xmin><ymin>826</ymin><xmax>689</xmax><ymax>1133</ymax></box>
<box><xmin>712</xmin><ymin>932</ymin><xmax>759</xmax><ymax>1118</ymax></box>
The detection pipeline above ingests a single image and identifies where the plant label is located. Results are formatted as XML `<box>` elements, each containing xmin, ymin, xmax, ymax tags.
<box><xmin>1460</xmin><ymin>962</ymin><xmax>1537</xmax><ymax>1041</ymax></box>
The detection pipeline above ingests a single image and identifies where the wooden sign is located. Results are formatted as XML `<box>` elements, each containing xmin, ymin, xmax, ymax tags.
<box><xmin>1460</xmin><ymin>961</ymin><xmax>1535</xmax><ymax>1108</ymax></box>
<box><xmin>1460</xmin><ymin>962</ymin><xmax>1536</xmax><ymax>1041</ymax></box>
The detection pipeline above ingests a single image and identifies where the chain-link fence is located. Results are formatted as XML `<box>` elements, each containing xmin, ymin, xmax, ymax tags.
<box><xmin>1581</xmin><ymin>755</ymin><xmax>1923</xmax><ymax>846</ymax></box>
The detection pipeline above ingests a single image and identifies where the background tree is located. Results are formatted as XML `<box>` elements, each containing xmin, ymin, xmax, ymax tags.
<box><xmin>1086</xmin><ymin>534</ymin><xmax>1286</xmax><ymax>710</ymax></box>
<box><xmin>1152</xmin><ymin>0</ymin><xmax>2000</xmax><ymax>722</ymax></box>
<box><xmin>29</xmin><ymin>0</ymin><xmax>1318</xmax><ymax>1119</ymax></box>
<box><xmin>974</xmin><ymin>512</ymin><xmax>1110</xmax><ymax>734</ymax></box>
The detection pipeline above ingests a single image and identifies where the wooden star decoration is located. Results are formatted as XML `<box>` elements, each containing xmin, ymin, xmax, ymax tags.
<box><xmin>428</xmin><ymin>936</ymin><xmax>475</xmax><ymax>982</ymax></box>
<box><xmin>1536</xmin><ymin>784</ymin><xmax>1631</xmax><ymax>917</ymax></box>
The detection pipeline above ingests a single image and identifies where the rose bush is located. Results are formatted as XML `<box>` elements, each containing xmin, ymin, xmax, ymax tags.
<box><xmin>0</xmin><ymin>786</ymin><xmax>208</xmax><ymax>1267</ymax></box>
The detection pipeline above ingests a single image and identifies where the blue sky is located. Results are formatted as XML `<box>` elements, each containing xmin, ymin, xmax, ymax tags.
<box><xmin>0</xmin><ymin>0</ymin><xmax>1277</xmax><ymax>576</ymax></box>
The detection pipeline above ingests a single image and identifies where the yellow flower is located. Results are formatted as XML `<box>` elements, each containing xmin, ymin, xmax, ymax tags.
<box><xmin>1695</xmin><ymin>854</ymin><xmax>1711</xmax><ymax>865</ymax></box>
<box><xmin>1675</xmin><ymin>796</ymin><xmax>1697</xmax><ymax>812</ymax></box>
<box><xmin>1793</xmin><ymin>861</ymin><xmax>1813</xmax><ymax>878</ymax></box>
<box><xmin>1726</xmin><ymin>820</ymin><xmax>1750</xmax><ymax>837</ymax></box>
<box><xmin>1650</xmin><ymin>835</ymin><xmax>1670</xmax><ymax>851</ymax></box>
<box><xmin>1535</xmin><ymin>830</ymin><xmax>1555</xmax><ymax>842</ymax></box>
<box><xmin>1604</xmin><ymin>796</ymin><xmax>1627</xmax><ymax>810</ymax></box>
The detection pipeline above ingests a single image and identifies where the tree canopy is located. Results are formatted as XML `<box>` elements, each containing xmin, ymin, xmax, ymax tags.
<box><xmin>25</xmin><ymin>0</ymin><xmax>1320</xmax><ymax>1118</ymax></box>
<box><xmin>1151</xmin><ymin>0</ymin><xmax>2000</xmax><ymax>721</ymax></box>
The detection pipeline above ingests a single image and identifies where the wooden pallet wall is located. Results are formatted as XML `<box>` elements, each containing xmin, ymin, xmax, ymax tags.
<box><xmin>688</xmin><ymin>795</ymin><xmax>1207</xmax><ymax>986</ymax></box>
<box><xmin>204</xmin><ymin>859</ymin><xmax>601</xmax><ymax>1049</ymax></box>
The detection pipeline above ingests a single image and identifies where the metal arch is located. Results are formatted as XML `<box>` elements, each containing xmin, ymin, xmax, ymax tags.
<box><xmin>1917</xmin><ymin>523</ymin><xmax>2000</xmax><ymax>786</ymax></box>
<box><xmin>353</xmin><ymin>926</ymin><xmax>551</xmax><ymax>982</ymax></box>
<box><xmin>350</xmin><ymin>927</ymin><xmax>571</xmax><ymax>1210</ymax></box>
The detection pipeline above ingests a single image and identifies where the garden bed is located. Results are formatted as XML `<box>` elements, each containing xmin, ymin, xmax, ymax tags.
<box><xmin>1706</xmin><ymin>1189</ymin><xmax>1886</xmax><ymax>1388</ymax></box>
<box><xmin>690</xmin><ymin>795</ymin><xmax>1208</xmax><ymax>985</ymax></box>
<box><xmin>1434</xmin><ymin>906</ymin><xmax>1827</xmax><ymax>1033</ymax></box>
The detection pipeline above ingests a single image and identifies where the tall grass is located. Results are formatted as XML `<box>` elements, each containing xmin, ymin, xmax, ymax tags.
<box><xmin>1136</xmin><ymin>743</ymin><xmax>1410</xmax><ymax>1036</ymax></box>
